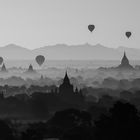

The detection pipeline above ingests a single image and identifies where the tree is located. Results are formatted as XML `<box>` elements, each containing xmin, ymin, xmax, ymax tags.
<box><xmin>94</xmin><ymin>101</ymin><xmax>140</xmax><ymax>140</ymax></box>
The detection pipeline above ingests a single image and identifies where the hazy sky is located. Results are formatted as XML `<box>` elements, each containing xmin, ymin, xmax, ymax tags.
<box><xmin>0</xmin><ymin>0</ymin><xmax>139</xmax><ymax>49</ymax></box>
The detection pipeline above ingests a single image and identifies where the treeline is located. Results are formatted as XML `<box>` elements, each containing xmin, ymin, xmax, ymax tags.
<box><xmin>1</xmin><ymin>85</ymin><xmax>140</xmax><ymax>119</ymax></box>
<box><xmin>0</xmin><ymin>100</ymin><xmax>140</xmax><ymax>140</ymax></box>
<box><xmin>0</xmin><ymin>84</ymin><xmax>140</xmax><ymax>139</ymax></box>
<box><xmin>0</xmin><ymin>89</ymin><xmax>85</xmax><ymax>120</ymax></box>
<box><xmin>101</xmin><ymin>77</ymin><xmax>140</xmax><ymax>89</ymax></box>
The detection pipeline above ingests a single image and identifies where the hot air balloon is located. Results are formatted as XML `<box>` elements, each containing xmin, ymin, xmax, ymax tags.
<box><xmin>0</xmin><ymin>57</ymin><xmax>3</xmax><ymax>65</ymax></box>
<box><xmin>35</xmin><ymin>55</ymin><xmax>45</xmax><ymax>66</ymax></box>
<box><xmin>125</xmin><ymin>31</ymin><xmax>131</xmax><ymax>38</ymax></box>
<box><xmin>88</xmin><ymin>24</ymin><xmax>95</xmax><ymax>32</ymax></box>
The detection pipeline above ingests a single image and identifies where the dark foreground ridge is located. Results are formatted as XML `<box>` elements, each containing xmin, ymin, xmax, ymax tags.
<box><xmin>0</xmin><ymin>101</ymin><xmax>140</xmax><ymax>140</ymax></box>
<box><xmin>0</xmin><ymin>72</ymin><xmax>139</xmax><ymax>139</ymax></box>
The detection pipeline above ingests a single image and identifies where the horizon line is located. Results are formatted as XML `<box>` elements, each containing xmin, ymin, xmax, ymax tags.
<box><xmin>0</xmin><ymin>43</ymin><xmax>139</xmax><ymax>50</ymax></box>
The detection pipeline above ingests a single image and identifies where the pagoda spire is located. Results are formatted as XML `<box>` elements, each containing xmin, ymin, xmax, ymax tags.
<box><xmin>123</xmin><ymin>51</ymin><xmax>126</xmax><ymax>58</ymax></box>
<box><xmin>63</xmin><ymin>71</ymin><xmax>70</xmax><ymax>84</ymax></box>
<box><xmin>117</xmin><ymin>51</ymin><xmax>134</xmax><ymax>69</ymax></box>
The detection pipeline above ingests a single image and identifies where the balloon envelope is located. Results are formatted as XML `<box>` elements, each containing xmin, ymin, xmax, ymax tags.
<box><xmin>88</xmin><ymin>25</ymin><xmax>95</xmax><ymax>32</ymax></box>
<box><xmin>125</xmin><ymin>32</ymin><xmax>131</xmax><ymax>38</ymax></box>
<box><xmin>35</xmin><ymin>55</ymin><xmax>45</xmax><ymax>66</ymax></box>
<box><xmin>0</xmin><ymin>57</ymin><xmax>3</xmax><ymax>65</ymax></box>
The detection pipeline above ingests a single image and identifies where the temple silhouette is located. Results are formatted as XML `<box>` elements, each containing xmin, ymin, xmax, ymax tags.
<box><xmin>98</xmin><ymin>52</ymin><xmax>134</xmax><ymax>71</ymax></box>
<box><xmin>25</xmin><ymin>64</ymin><xmax>36</xmax><ymax>73</ymax></box>
<box><xmin>1</xmin><ymin>63</ymin><xmax>8</xmax><ymax>72</ymax></box>
<box><xmin>54</xmin><ymin>72</ymin><xmax>84</xmax><ymax>107</ymax></box>
<box><xmin>59</xmin><ymin>72</ymin><xmax>74</xmax><ymax>95</ymax></box>
<box><xmin>117</xmin><ymin>52</ymin><xmax>134</xmax><ymax>70</ymax></box>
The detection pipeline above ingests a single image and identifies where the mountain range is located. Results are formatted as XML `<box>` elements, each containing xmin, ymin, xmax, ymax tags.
<box><xmin>0</xmin><ymin>43</ymin><xmax>140</xmax><ymax>60</ymax></box>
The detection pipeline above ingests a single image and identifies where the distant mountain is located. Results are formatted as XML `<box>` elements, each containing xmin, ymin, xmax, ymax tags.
<box><xmin>33</xmin><ymin>43</ymin><xmax>120</xmax><ymax>60</ymax></box>
<box><xmin>0</xmin><ymin>43</ymin><xmax>140</xmax><ymax>60</ymax></box>
<box><xmin>0</xmin><ymin>44</ymin><xmax>33</xmax><ymax>60</ymax></box>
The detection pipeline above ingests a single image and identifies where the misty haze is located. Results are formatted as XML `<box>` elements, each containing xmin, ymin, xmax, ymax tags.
<box><xmin>0</xmin><ymin>0</ymin><xmax>139</xmax><ymax>140</ymax></box>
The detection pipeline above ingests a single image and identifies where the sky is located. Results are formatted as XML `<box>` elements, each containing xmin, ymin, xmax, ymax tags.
<box><xmin>0</xmin><ymin>0</ymin><xmax>139</xmax><ymax>49</ymax></box>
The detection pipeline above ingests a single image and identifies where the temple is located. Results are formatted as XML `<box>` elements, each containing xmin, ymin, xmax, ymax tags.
<box><xmin>59</xmin><ymin>71</ymin><xmax>74</xmax><ymax>95</ymax></box>
<box><xmin>58</xmin><ymin>72</ymin><xmax>84</xmax><ymax>106</ymax></box>
<box><xmin>25</xmin><ymin>64</ymin><xmax>36</xmax><ymax>73</ymax></box>
<box><xmin>1</xmin><ymin>63</ymin><xmax>8</xmax><ymax>72</ymax></box>
<box><xmin>117</xmin><ymin>52</ymin><xmax>134</xmax><ymax>70</ymax></box>
<box><xmin>28</xmin><ymin>64</ymin><xmax>34</xmax><ymax>72</ymax></box>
